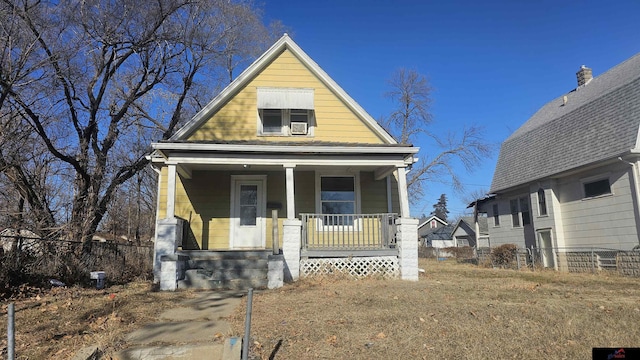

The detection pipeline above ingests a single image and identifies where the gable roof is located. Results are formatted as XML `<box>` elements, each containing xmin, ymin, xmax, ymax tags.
<box><xmin>453</xmin><ymin>216</ymin><xmax>488</xmax><ymax>236</ymax></box>
<box><xmin>418</xmin><ymin>215</ymin><xmax>448</xmax><ymax>230</ymax></box>
<box><xmin>491</xmin><ymin>53</ymin><xmax>640</xmax><ymax>193</ymax></box>
<box><xmin>171</xmin><ymin>34</ymin><xmax>396</xmax><ymax>144</ymax></box>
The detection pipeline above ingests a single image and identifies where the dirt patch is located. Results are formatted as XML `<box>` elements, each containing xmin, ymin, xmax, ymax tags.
<box><xmin>0</xmin><ymin>281</ymin><xmax>194</xmax><ymax>359</ymax></box>
<box><xmin>229</xmin><ymin>259</ymin><xmax>640</xmax><ymax>359</ymax></box>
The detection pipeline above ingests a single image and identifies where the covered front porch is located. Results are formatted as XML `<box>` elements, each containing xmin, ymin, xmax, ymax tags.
<box><xmin>151</xmin><ymin>142</ymin><xmax>420</xmax><ymax>289</ymax></box>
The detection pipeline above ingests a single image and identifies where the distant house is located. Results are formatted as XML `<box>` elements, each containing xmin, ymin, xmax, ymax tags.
<box><xmin>451</xmin><ymin>216</ymin><xmax>488</xmax><ymax>248</ymax></box>
<box><xmin>418</xmin><ymin>216</ymin><xmax>454</xmax><ymax>248</ymax></box>
<box><xmin>477</xmin><ymin>53</ymin><xmax>640</xmax><ymax>267</ymax></box>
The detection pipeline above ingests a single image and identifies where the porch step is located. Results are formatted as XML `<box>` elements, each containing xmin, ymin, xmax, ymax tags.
<box><xmin>179</xmin><ymin>250</ymin><xmax>271</xmax><ymax>260</ymax></box>
<box><xmin>176</xmin><ymin>250</ymin><xmax>271</xmax><ymax>290</ymax></box>
<box><xmin>179</xmin><ymin>270</ymin><xmax>268</xmax><ymax>290</ymax></box>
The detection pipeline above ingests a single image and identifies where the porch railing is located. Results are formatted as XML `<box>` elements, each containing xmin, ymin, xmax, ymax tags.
<box><xmin>300</xmin><ymin>213</ymin><xmax>398</xmax><ymax>256</ymax></box>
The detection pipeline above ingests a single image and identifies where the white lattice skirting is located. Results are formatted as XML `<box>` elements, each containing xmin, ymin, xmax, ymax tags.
<box><xmin>300</xmin><ymin>256</ymin><xmax>399</xmax><ymax>279</ymax></box>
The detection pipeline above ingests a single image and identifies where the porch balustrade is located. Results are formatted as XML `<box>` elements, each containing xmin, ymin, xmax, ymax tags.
<box><xmin>300</xmin><ymin>213</ymin><xmax>398</xmax><ymax>256</ymax></box>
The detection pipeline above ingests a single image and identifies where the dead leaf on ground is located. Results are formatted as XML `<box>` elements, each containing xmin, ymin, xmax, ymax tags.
<box><xmin>327</xmin><ymin>335</ymin><xmax>338</xmax><ymax>345</ymax></box>
<box><xmin>376</xmin><ymin>332</ymin><xmax>386</xmax><ymax>339</ymax></box>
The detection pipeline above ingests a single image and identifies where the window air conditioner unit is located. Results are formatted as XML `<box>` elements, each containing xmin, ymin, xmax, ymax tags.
<box><xmin>290</xmin><ymin>122</ymin><xmax>308</xmax><ymax>135</ymax></box>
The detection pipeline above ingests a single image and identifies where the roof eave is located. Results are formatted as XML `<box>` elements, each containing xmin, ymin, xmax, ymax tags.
<box><xmin>152</xmin><ymin>141</ymin><xmax>418</xmax><ymax>155</ymax></box>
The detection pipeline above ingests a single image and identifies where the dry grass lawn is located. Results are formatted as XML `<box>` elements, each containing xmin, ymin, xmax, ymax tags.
<box><xmin>2</xmin><ymin>259</ymin><xmax>639</xmax><ymax>359</ymax></box>
<box><xmin>229</xmin><ymin>259</ymin><xmax>640</xmax><ymax>359</ymax></box>
<box><xmin>0</xmin><ymin>282</ymin><xmax>193</xmax><ymax>359</ymax></box>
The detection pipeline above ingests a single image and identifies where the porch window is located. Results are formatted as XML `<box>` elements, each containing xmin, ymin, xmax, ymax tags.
<box><xmin>321</xmin><ymin>176</ymin><xmax>355</xmax><ymax>225</ymax></box>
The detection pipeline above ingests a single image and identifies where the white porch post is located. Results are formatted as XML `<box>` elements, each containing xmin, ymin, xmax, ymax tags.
<box><xmin>395</xmin><ymin>165</ymin><xmax>418</xmax><ymax>281</ymax></box>
<box><xmin>285</xmin><ymin>165</ymin><xmax>296</xmax><ymax>219</ymax></box>
<box><xmin>282</xmin><ymin>164</ymin><xmax>301</xmax><ymax>282</ymax></box>
<box><xmin>166</xmin><ymin>163</ymin><xmax>177</xmax><ymax>219</ymax></box>
<box><xmin>396</xmin><ymin>166</ymin><xmax>410</xmax><ymax>217</ymax></box>
<box><xmin>282</xmin><ymin>219</ymin><xmax>302</xmax><ymax>282</ymax></box>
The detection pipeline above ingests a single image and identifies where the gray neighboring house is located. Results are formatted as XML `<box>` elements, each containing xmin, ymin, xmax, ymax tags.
<box><xmin>418</xmin><ymin>216</ymin><xmax>454</xmax><ymax>248</ymax></box>
<box><xmin>451</xmin><ymin>216</ymin><xmax>489</xmax><ymax>248</ymax></box>
<box><xmin>478</xmin><ymin>53</ymin><xmax>640</xmax><ymax>265</ymax></box>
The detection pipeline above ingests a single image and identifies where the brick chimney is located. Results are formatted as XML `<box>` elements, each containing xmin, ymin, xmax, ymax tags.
<box><xmin>576</xmin><ymin>65</ymin><xmax>593</xmax><ymax>87</ymax></box>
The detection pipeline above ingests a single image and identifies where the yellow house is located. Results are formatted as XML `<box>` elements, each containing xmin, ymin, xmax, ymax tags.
<box><xmin>151</xmin><ymin>35</ymin><xmax>420</xmax><ymax>290</ymax></box>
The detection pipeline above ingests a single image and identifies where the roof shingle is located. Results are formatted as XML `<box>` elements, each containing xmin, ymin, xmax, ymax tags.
<box><xmin>491</xmin><ymin>53</ymin><xmax>640</xmax><ymax>193</ymax></box>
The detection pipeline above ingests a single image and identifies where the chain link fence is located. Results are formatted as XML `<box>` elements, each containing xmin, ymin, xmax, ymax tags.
<box><xmin>421</xmin><ymin>244</ymin><xmax>640</xmax><ymax>277</ymax></box>
<box><xmin>0</xmin><ymin>235</ymin><xmax>153</xmax><ymax>297</ymax></box>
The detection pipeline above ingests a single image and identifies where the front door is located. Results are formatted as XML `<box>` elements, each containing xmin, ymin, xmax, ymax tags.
<box><xmin>231</xmin><ymin>177</ymin><xmax>266</xmax><ymax>248</ymax></box>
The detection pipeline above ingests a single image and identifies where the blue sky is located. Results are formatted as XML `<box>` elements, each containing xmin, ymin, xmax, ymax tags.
<box><xmin>262</xmin><ymin>0</ymin><xmax>640</xmax><ymax>219</ymax></box>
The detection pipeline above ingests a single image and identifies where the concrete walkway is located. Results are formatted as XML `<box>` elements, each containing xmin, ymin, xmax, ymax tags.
<box><xmin>110</xmin><ymin>291</ymin><xmax>244</xmax><ymax>360</ymax></box>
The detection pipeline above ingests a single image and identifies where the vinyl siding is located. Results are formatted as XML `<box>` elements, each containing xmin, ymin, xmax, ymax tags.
<box><xmin>187</xmin><ymin>49</ymin><xmax>386</xmax><ymax>144</ymax></box>
<box><xmin>157</xmin><ymin>166</ymin><xmax>168</xmax><ymax>219</ymax></box>
<box><xmin>486</xmin><ymin>162</ymin><xmax>640</xmax><ymax>250</ymax></box>
<box><xmin>485</xmin><ymin>191</ymin><xmax>528</xmax><ymax>248</ymax></box>
<box><xmin>557</xmin><ymin>163</ymin><xmax>638</xmax><ymax>249</ymax></box>
<box><xmin>360</xmin><ymin>171</ymin><xmax>390</xmax><ymax>213</ymax></box>
<box><xmin>294</xmin><ymin>171</ymin><xmax>316</xmax><ymax>214</ymax></box>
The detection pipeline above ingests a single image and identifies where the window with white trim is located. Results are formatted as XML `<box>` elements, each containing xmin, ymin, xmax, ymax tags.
<box><xmin>520</xmin><ymin>197</ymin><xmax>531</xmax><ymax>225</ymax></box>
<box><xmin>537</xmin><ymin>188</ymin><xmax>547</xmax><ymax>216</ymax></box>
<box><xmin>320</xmin><ymin>176</ymin><xmax>356</xmax><ymax>225</ymax></box>
<box><xmin>510</xmin><ymin>199</ymin><xmax>519</xmax><ymax>227</ymax></box>
<box><xmin>258</xmin><ymin>108</ymin><xmax>313</xmax><ymax>135</ymax></box>
<box><xmin>257</xmin><ymin>88</ymin><xmax>314</xmax><ymax>136</ymax></box>
<box><xmin>492</xmin><ymin>204</ymin><xmax>500</xmax><ymax>226</ymax></box>
<box><xmin>510</xmin><ymin>196</ymin><xmax>531</xmax><ymax>227</ymax></box>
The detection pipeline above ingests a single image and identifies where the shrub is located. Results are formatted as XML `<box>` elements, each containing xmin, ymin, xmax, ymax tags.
<box><xmin>491</xmin><ymin>244</ymin><xmax>518</xmax><ymax>267</ymax></box>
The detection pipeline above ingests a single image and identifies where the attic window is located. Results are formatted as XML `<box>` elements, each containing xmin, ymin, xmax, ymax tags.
<box><xmin>257</xmin><ymin>88</ymin><xmax>314</xmax><ymax>136</ymax></box>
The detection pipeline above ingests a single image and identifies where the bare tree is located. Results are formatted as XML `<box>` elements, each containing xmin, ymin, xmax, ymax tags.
<box><xmin>0</xmin><ymin>0</ymin><xmax>282</xmax><ymax>245</ymax></box>
<box><xmin>381</xmin><ymin>68</ymin><xmax>492</xmax><ymax>202</ymax></box>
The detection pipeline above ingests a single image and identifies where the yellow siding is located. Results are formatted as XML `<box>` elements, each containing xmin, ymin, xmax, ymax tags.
<box><xmin>295</xmin><ymin>171</ymin><xmax>316</xmax><ymax>214</ymax></box>
<box><xmin>187</xmin><ymin>49</ymin><xmax>386</xmax><ymax>144</ymax></box>
<box><xmin>360</xmin><ymin>171</ymin><xmax>389</xmax><ymax>213</ymax></box>
<box><xmin>174</xmin><ymin>171</ymin><xmax>232</xmax><ymax>250</ymax></box>
<box><xmin>157</xmin><ymin>166</ymin><xmax>168</xmax><ymax>219</ymax></box>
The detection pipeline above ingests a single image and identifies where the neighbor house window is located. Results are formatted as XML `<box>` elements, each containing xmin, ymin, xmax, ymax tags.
<box><xmin>431</xmin><ymin>220</ymin><xmax>437</xmax><ymax>228</ymax></box>
<box><xmin>520</xmin><ymin>197</ymin><xmax>531</xmax><ymax>225</ymax></box>
<box><xmin>511</xmin><ymin>197</ymin><xmax>531</xmax><ymax>227</ymax></box>
<box><xmin>492</xmin><ymin>204</ymin><xmax>500</xmax><ymax>226</ymax></box>
<box><xmin>321</xmin><ymin>176</ymin><xmax>355</xmax><ymax>225</ymax></box>
<box><xmin>583</xmin><ymin>178</ymin><xmax>611</xmax><ymax>198</ymax></box>
<box><xmin>510</xmin><ymin>199</ymin><xmax>519</xmax><ymax>227</ymax></box>
<box><xmin>537</xmin><ymin>188</ymin><xmax>547</xmax><ymax>216</ymax></box>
